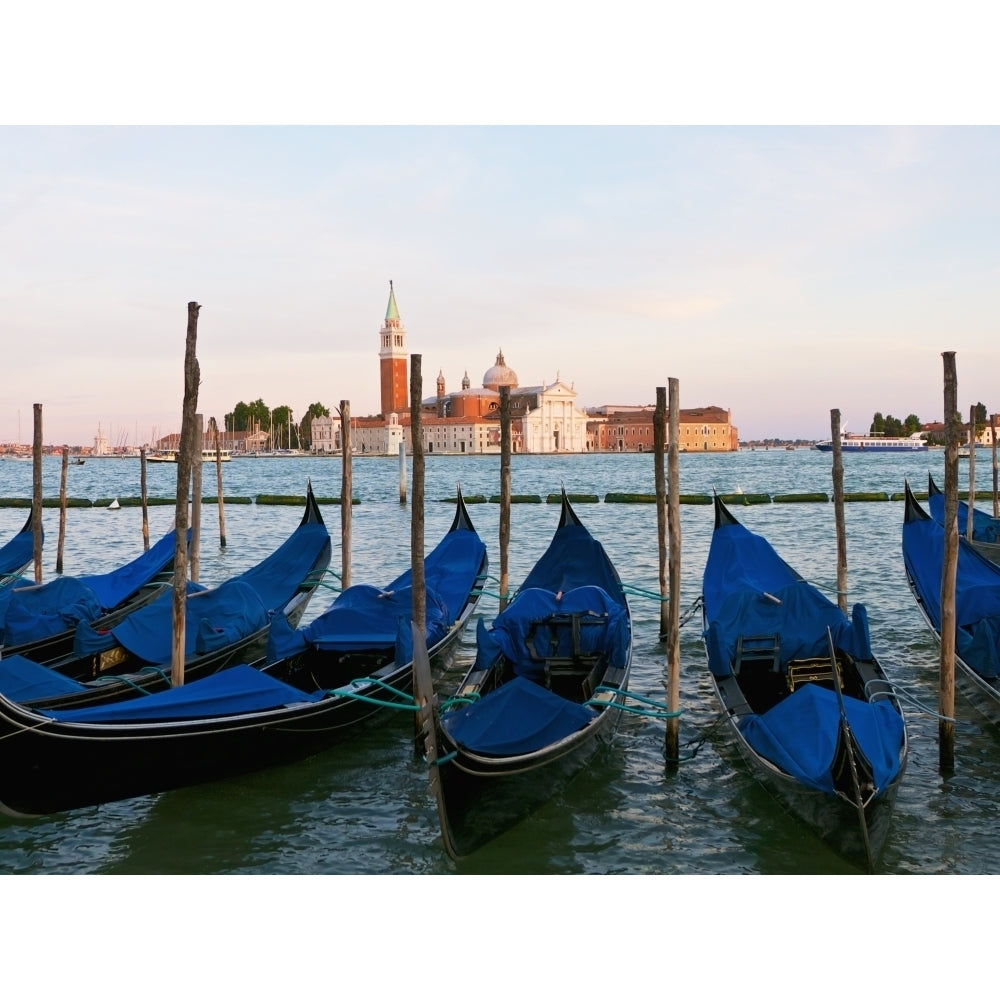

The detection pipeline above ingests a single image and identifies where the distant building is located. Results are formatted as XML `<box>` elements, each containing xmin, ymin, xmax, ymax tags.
<box><xmin>310</xmin><ymin>283</ymin><xmax>739</xmax><ymax>455</ymax></box>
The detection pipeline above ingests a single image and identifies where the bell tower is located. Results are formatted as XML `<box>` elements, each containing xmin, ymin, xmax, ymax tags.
<box><xmin>378</xmin><ymin>280</ymin><xmax>408</xmax><ymax>416</ymax></box>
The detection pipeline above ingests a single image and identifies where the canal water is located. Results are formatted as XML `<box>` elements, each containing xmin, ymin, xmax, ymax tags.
<box><xmin>0</xmin><ymin>448</ymin><xmax>995</xmax><ymax>875</ymax></box>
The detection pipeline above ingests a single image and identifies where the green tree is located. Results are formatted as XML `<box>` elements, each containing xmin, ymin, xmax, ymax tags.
<box><xmin>272</xmin><ymin>405</ymin><xmax>295</xmax><ymax>449</ymax></box>
<box><xmin>904</xmin><ymin>414</ymin><xmax>922</xmax><ymax>435</ymax></box>
<box><xmin>870</xmin><ymin>412</ymin><xmax>885</xmax><ymax>435</ymax></box>
<box><xmin>299</xmin><ymin>402</ymin><xmax>330</xmax><ymax>451</ymax></box>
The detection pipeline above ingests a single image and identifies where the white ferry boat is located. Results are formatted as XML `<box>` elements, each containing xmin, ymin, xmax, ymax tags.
<box><xmin>814</xmin><ymin>431</ymin><xmax>928</xmax><ymax>453</ymax></box>
<box><xmin>146</xmin><ymin>449</ymin><xmax>232</xmax><ymax>463</ymax></box>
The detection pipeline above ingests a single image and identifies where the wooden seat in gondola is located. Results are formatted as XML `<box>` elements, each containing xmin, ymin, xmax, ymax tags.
<box><xmin>526</xmin><ymin>610</ymin><xmax>608</xmax><ymax>700</ymax></box>
<box><xmin>786</xmin><ymin>656</ymin><xmax>836</xmax><ymax>692</ymax></box>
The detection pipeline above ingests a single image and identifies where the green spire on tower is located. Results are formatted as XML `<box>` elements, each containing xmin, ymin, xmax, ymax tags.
<box><xmin>386</xmin><ymin>280</ymin><xmax>400</xmax><ymax>321</ymax></box>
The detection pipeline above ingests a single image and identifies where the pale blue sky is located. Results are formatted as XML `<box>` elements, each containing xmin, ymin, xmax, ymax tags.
<box><xmin>3</xmin><ymin>10</ymin><xmax>998</xmax><ymax>447</ymax></box>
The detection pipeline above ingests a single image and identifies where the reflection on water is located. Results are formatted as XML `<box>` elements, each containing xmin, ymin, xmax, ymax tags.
<box><xmin>0</xmin><ymin>449</ymin><xmax>997</xmax><ymax>873</ymax></box>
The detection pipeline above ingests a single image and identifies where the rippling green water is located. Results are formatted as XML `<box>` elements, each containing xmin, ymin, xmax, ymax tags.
<box><xmin>0</xmin><ymin>448</ymin><xmax>995</xmax><ymax>874</ymax></box>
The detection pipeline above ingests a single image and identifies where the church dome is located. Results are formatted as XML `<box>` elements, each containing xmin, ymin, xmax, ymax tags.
<box><xmin>483</xmin><ymin>349</ymin><xmax>518</xmax><ymax>390</ymax></box>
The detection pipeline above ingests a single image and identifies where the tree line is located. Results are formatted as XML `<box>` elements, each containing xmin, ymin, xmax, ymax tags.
<box><xmin>870</xmin><ymin>402</ymin><xmax>991</xmax><ymax>445</ymax></box>
<box><xmin>225</xmin><ymin>400</ymin><xmax>331</xmax><ymax>450</ymax></box>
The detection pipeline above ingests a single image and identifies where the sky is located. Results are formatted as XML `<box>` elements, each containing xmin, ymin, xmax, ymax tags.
<box><xmin>3</xmin><ymin>6</ymin><xmax>999</xmax><ymax>448</ymax></box>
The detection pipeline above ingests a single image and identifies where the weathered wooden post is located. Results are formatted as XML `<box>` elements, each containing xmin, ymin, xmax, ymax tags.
<box><xmin>665</xmin><ymin>378</ymin><xmax>681</xmax><ymax>766</ymax></box>
<box><xmin>654</xmin><ymin>387</ymin><xmax>668</xmax><ymax>641</ymax></box>
<box><xmin>499</xmin><ymin>385</ymin><xmax>511</xmax><ymax>613</ymax></box>
<box><xmin>992</xmin><ymin>413</ymin><xmax>998</xmax><ymax>519</ymax></box>
<box><xmin>410</xmin><ymin>356</ymin><xmax>425</xmax><ymax>638</ymax></box>
<box><xmin>831</xmin><ymin>409</ymin><xmax>848</xmax><ymax>614</ymax></box>
<box><xmin>211</xmin><ymin>417</ymin><xmax>226</xmax><ymax>548</ymax></box>
<box><xmin>399</xmin><ymin>441</ymin><xmax>407</xmax><ymax>504</ymax></box>
<box><xmin>190</xmin><ymin>413</ymin><xmax>203</xmax><ymax>583</ymax></box>
<box><xmin>140</xmin><ymin>446</ymin><xmax>150</xmax><ymax>551</ymax></box>
<box><xmin>171</xmin><ymin>302</ymin><xmax>200</xmax><ymax>688</ymax></box>
<box><xmin>340</xmin><ymin>400</ymin><xmax>352</xmax><ymax>590</ymax></box>
<box><xmin>940</xmin><ymin>351</ymin><xmax>959</xmax><ymax>771</ymax></box>
<box><xmin>56</xmin><ymin>446</ymin><xmax>68</xmax><ymax>575</ymax></box>
<box><xmin>32</xmin><ymin>404</ymin><xmax>43</xmax><ymax>583</ymax></box>
<box><xmin>967</xmin><ymin>404</ymin><xmax>976</xmax><ymax>543</ymax></box>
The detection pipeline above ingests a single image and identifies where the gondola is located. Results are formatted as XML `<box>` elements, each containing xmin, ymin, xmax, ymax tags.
<box><xmin>903</xmin><ymin>479</ymin><xmax>1000</xmax><ymax>727</ymax></box>
<box><xmin>701</xmin><ymin>494</ymin><xmax>907</xmax><ymax>872</ymax></box>
<box><xmin>0</xmin><ymin>509</ymin><xmax>39</xmax><ymax>588</ymax></box>
<box><xmin>415</xmin><ymin>488</ymin><xmax>632</xmax><ymax>860</ymax></box>
<box><xmin>262</xmin><ymin>487</ymin><xmax>488</xmax><ymax>721</ymax></box>
<box><xmin>0</xmin><ymin>483</ymin><xmax>332</xmax><ymax>712</ymax></box>
<box><xmin>927</xmin><ymin>473</ymin><xmax>1000</xmax><ymax>566</ymax></box>
<box><xmin>0</xmin><ymin>525</ymin><xmax>186</xmax><ymax>664</ymax></box>
<box><xmin>0</xmin><ymin>490</ymin><xmax>486</xmax><ymax>817</ymax></box>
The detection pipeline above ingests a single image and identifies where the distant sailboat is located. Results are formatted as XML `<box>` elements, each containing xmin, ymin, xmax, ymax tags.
<box><xmin>108</xmin><ymin>498</ymin><xmax>120</xmax><ymax>510</ymax></box>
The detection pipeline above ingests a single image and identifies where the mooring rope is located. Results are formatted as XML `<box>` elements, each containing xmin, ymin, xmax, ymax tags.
<box><xmin>588</xmin><ymin>685</ymin><xmax>682</xmax><ymax>721</ymax></box>
<box><xmin>326</xmin><ymin>677</ymin><xmax>419</xmax><ymax>711</ymax></box>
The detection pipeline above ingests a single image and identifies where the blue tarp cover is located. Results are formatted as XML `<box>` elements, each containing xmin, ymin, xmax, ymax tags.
<box><xmin>0</xmin><ymin>529</ymin><xmax>180</xmax><ymax>648</ymax></box>
<box><xmin>77</xmin><ymin>528</ymin><xmax>181</xmax><ymax>610</ymax></box>
<box><xmin>519</xmin><ymin>521</ymin><xmax>624</xmax><ymax>597</ymax></box>
<box><xmin>266</xmin><ymin>520</ymin><xmax>485</xmax><ymax>663</ymax></box>
<box><xmin>443</xmin><ymin>675</ymin><xmax>597</xmax><ymax>755</ymax></box>
<box><xmin>1</xmin><ymin>577</ymin><xmax>104</xmax><ymax>648</ymax></box>
<box><xmin>0</xmin><ymin>654</ymin><xmax>89</xmax><ymax>703</ymax></box>
<box><xmin>903</xmin><ymin>509</ymin><xmax>1000</xmax><ymax>678</ymax></box>
<box><xmin>232</xmin><ymin>521</ymin><xmax>330</xmax><ymax>611</ymax></box>
<box><xmin>703</xmin><ymin>517</ymin><xmax>871</xmax><ymax>677</ymax></box>
<box><xmin>81</xmin><ymin>578</ymin><xmax>270</xmax><ymax>664</ymax></box>
<box><xmin>928</xmin><ymin>487</ymin><xmax>1000</xmax><ymax>544</ymax></box>
<box><xmin>38</xmin><ymin>664</ymin><xmax>325</xmax><ymax>724</ymax></box>
<box><xmin>0</xmin><ymin>519</ymin><xmax>37</xmax><ymax>577</ymax></box>
<box><xmin>488</xmin><ymin>585</ymin><xmax>630</xmax><ymax>682</ymax></box>
<box><xmin>741</xmin><ymin>683</ymin><xmax>905</xmax><ymax>793</ymax></box>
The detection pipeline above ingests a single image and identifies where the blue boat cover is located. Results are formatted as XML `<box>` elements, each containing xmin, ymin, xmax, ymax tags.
<box><xmin>1</xmin><ymin>577</ymin><xmax>104</xmax><ymax>648</ymax></box>
<box><xmin>0</xmin><ymin>529</ymin><xmax>181</xmax><ymax>648</ymax></box>
<box><xmin>265</xmin><ymin>519</ymin><xmax>485</xmax><ymax>663</ymax></box>
<box><xmin>928</xmin><ymin>486</ymin><xmax>1000</xmax><ymax>545</ymax></box>
<box><xmin>486</xmin><ymin>585</ymin><xmax>630</xmax><ymax>682</ymax></box>
<box><xmin>0</xmin><ymin>654</ymin><xmax>90</xmax><ymax>703</ymax></box>
<box><xmin>903</xmin><ymin>506</ymin><xmax>1000</xmax><ymax>678</ymax></box>
<box><xmin>266</xmin><ymin>584</ymin><xmax>450</xmax><ymax>660</ymax></box>
<box><xmin>741</xmin><ymin>683</ymin><xmax>906</xmax><ymax>793</ymax></box>
<box><xmin>703</xmin><ymin>516</ymin><xmax>872</xmax><ymax>678</ymax></box>
<box><xmin>443</xmin><ymin>675</ymin><xmax>597</xmax><ymax>755</ymax></box>
<box><xmin>520</xmin><ymin>521</ymin><xmax>624</xmax><ymax>598</ymax></box>
<box><xmin>37</xmin><ymin>664</ymin><xmax>326</xmax><ymax>724</ymax></box>
<box><xmin>232</xmin><ymin>521</ymin><xmax>330</xmax><ymax>612</ymax></box>
<box><xmin>0</xmin><ymin>519</ymin><xmax>37</xmax><ymax>577</ymax></box>
<box><xmin>77</xmin><ymin>528</ymin><xmax>181</xmax><ymax>610</ymax></box>
<box><xmin>72</xmin><ymin>578</ymin><xmax>269</xmax><ymax>663</ymax></box>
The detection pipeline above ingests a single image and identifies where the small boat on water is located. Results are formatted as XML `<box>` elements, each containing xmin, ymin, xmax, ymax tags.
<box><xmin>0</xmin><ymin>510</ymin><xmax>39</xmax><ymax>588</ymax></box>
<box><xmin>927</xmin><ymin>474</ymin><xmax>1000</xmax><ymax>565</ymax></box>
<box><xmin>701</xmin><ymin>493</ymin><xmax>908</xmax><ymax>872</ymax></box>
<box><xmin>0</xmin><ymin>483</ymin><xmax>331</xmax><ymax>711</ymax></box>
<box><xmin>147</xmin><ymin>449</ymin><xmax>232</xmax><ymax>463</ymax></box>
<box><xmin>814</xmin><ymin>430</ymin><xmax>928</xmax><ymax>452</ymax></box>
<box><xmin>0</xmin><ymin>491</ymin><xmax>486</xmax><ymax>818</ymax></box>
<box><xmin>902</xmin><ymin>480</ymin><xmax>1000</xmax><ymax>727</ymax></box>
<box><xmin>415</xmin><ymin>488</ymin><xmax>632</xmax><ymax>860</ymax></box>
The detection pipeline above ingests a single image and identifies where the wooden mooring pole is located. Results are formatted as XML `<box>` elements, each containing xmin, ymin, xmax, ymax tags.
<box><xmin>967</xmin><ymin>404</ymin><xmax>976</xmax><ymax>543</ymax></box>
<box><xmin>190</xmin><ymin>413</ymin><xmax>203</xmax><ymax>583</ymax></box>
<box><xmin>940</xmin><ymin>351</ymin><xmax>959</xmax><ymax>771</ymax></box>
<box><xmin>171</xmin><ymin>302</ymin><xmax>200</xmax><ymax>688</ymax></box>
<box><xmin>399</xmin><ymin>441</ymin><xmax>407</xmax><ymax>504</ymax></box>
<box><xmin>32</xmin><ymin>404</ymin><xmax>43</xmax><ymax>583</ymax></box>
<box><xmin>654</xmin><ymin>387</ymin><xmax>668</xmax><ymax>642</ymax></box>
<box><xmin>410</xmin><ymin>356</ymin><xmax>426</xmax><ymax>639</ymax></box>
<box><xmin>830</xmin><ymin>409</ymin><xmax>848</xmax><ymax>614</ymax></box>
<box><xmin>499</xmin><ymin>385</ymin><xmax>512</xmax><ymax>613</ymax></box>
<box><xmin>56</xmin><ymin>446</ymin><xmax>68</xmax><ymax>575</ymax></box>
<box><xmin>140</xmin><ymin>446</ymin><xmax>149</xmax><ymax>551</ymax></box>
<box><xmin>211</xmin><ymin>416</ymin><xmax>226</xmax><ymax>548</ymax></box>
<box><xmin>340</xmin><ymin>400</ymin><xmax>352</xmax><ymax>590</ymax></box>
<box><xmin>665</xmin><ymin>378</ymin><xmax>681</xmax><ymax>766</ymax></box>
<box><xmin>991</xmin><ymin>413</ymin><xmax>998</xmax><ymax>519</ymax></box>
